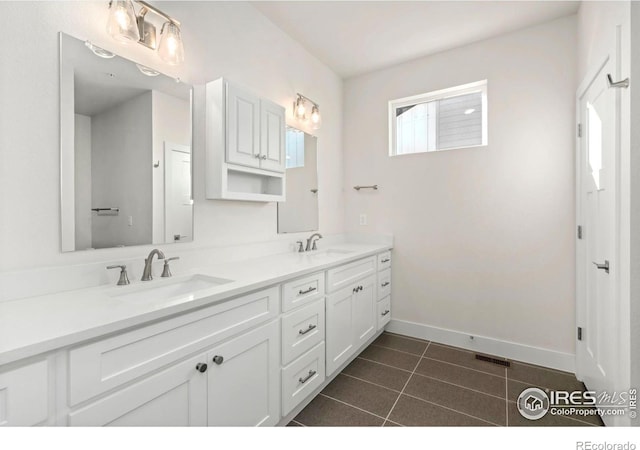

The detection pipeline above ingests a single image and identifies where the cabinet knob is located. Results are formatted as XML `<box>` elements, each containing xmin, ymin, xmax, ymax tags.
<box><xmin>212</xmin><ymin>355</ymin><xmax>224</xmax><ymax>365</ymax></box>
<box><xmin>196</xmin><ymin>363</ymin><xmax>208</xmax><ymax>373</ymax></box>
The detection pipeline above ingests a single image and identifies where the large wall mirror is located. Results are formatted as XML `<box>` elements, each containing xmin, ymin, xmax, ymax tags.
<box><xmin>277</xmin><ymin>127</ymin><xmax>319</xmax><ymax>233</ymax></box>
<box><xmin>60</xmin><ymin>33</ymin><xmax>193</xmax><ymax>252</ymax></box>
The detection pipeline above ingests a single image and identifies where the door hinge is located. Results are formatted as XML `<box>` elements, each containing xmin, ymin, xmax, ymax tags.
<box><xmin>577</xmin><ymin>123</ymin><xmax>582</xmax><ymax>138</ymax></box>
<box><xmin>577</xmin><ymin>327</ymin><xmax>583</xmax><ymax>341</ymax></box>
<box><xmin>577</xmin><ymin>225</ymin><xmax>583</xmax><ymax>239</ymax></box>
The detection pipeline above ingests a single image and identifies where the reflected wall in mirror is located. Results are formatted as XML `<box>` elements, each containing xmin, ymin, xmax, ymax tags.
<box><xmin>60</xmin><ymin>33</ymin><xmax>193</xmax><ymax>252</ymax></box>
<box><xmin>277</xmin><ymin>127</ymin><xmax>319</xmax><ymax>233</ymax></box>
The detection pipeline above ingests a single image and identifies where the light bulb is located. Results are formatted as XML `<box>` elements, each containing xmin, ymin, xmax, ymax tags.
<box><xmin>106</xmin><ymin>0</ymin><xmax>140</xmax><ymax>42</ymax></box>
<box><xmin>158</xmin><ymin>22</ymin><xmax>185</xmax><ymax>65</ymax></box>
<box><xmin>310</xmin><ymin>105</ymin><xmax>321</xmax><ymax>130</ymax></box>
<box><xmin>295</xmin><ymin>97</ymin><xmax>306</xmax><ymax>120</ymax></box>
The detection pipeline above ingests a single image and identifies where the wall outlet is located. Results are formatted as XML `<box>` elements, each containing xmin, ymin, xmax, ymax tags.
<box><xmin>359</xmin><ymin>214</ymin><xmax>367</xmax><ymax>226</ymax></box>
<box><xmin>128</xmin><ymin>216</ymin><xmax>133</xmax><ymax>227</ymax></box>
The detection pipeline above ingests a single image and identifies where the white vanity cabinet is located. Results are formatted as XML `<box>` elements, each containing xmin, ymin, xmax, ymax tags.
<box><xmin>0</xmin><ymin>359</ymin><xmax>49</xmax><ymax>426</ymax></box>
<box><xmin>377</xmin><ymin>252</ymin><xmax>392</xmax><ymax>330</ymax></box>
<box><xmin>325</xmin><ymin>256</ymin><xmax>379</xmax><ymax>376</ymax></box>
<box><xmin>205</xmin><ymin>78</ymin><xmax>286</xmax><ymax>202</ymax></box>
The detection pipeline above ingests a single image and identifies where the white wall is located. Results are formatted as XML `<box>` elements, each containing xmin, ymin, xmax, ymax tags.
<box><xmin>91</xmin><ymin>91</ymin><xmax>153</xmax><ymax>249</ymax></box>
<box><xmin>0</xmin><ymin>1</ymin><xmax>343</xmax><ymax>272</ymax></box>
<box><xmin>74</xmin><ymin>114</ymin><xmax>92</xmax><ymax>250</ymax></box>
<box><xmin>151</xmin><ymin>90</ymin><xmax>191</xmax><ymax>244</ymax></box>
<box><xmin>343</xmin><ymin>16</ymin><xmax>577</xmax><ymax>356</ymax></box>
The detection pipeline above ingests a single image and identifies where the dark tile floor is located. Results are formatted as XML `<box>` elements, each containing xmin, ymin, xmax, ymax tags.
<box><xmin>289</xmin><ymin>332</ymin><xmax>603</xmax><ymax>427</ymax></box>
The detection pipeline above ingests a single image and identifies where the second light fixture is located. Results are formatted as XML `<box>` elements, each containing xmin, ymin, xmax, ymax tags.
<box><xmin>294</xmin><ymin>93</ymin><xmax>322</xmax><ymax>130</ymax></box>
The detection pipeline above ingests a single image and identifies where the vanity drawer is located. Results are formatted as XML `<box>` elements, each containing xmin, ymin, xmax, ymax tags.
<box><xmin>0</xmin><ymin>359</ymin><xmax>49</xmax><ymax>426</ymax></box>
<box><xmin>281</xmin><ymin>299</ymin><xmax>325</xmax><ymax>365</ymax></box>
<box><xmin>281</xmin><ymin>342</ymin><xmax>325</xmax><ymax>416</ymax></box>
<box><xmin>69</xmin><ymin>286</ymin><xmax>279</xmax><ymax>406</ymax></box>
<box><xmin>378</xmin><ymin>251</ymin><xmax>391</xmax><ymax>271</ymax></box>
<box><xmin>326</xmin><ymin>256</ymin><xmax>376</xmax><ymax>293</ymax></box>
<box><xmin>282</xmin><ymin>272</ymin><xmax>325</xmax><ymax>312</ymax></box>
<box><xmin>377</xmin><ymin>296</ymin><xmax>391</xmax><ymax>331</ymax></box>
<box><xmin>378</xmin><ymin>268</ymin><xmax>391</xmax><ymax>300</ymax></box>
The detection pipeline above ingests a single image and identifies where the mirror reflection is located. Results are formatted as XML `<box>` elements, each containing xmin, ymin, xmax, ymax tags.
<box><xmin>60</xmin><ymin>33</ymin><xmax>193</xmax><ymax>252</ymax></box>
<box><xmin>278</xmin><ymin>127</ymin><xmax>319</xmax><ymax>233</ymax></box>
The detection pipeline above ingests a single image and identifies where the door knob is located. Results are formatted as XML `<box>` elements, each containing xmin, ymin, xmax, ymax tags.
<box><xmin>212</xmin><ymin>355</ymin><xmax>224</xmax><ymax>365</ymax></box>
<box><xmin>592</xmin><ymin>260</ymin><xmax>610</xmax><ymax>274</ymax></box>
<box><xmin>196</xmin><ymin>363</ymin><xmax>208</xmax><ymax>373</ymax></box>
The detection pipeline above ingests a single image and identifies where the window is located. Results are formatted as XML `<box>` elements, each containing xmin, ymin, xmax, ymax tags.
<box><xmin>389</xmin><ymin>80</ymin><xmax>487</xmax><ymax>156</ymax></box>
<box><xmin>285</xmin><ymin>127</ymin><xmax>305</xmax><ymax>169</ymax></box>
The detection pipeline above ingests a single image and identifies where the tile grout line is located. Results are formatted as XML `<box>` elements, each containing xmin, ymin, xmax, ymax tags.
<box><xmin>401</xmin><ymin>392</ymin><xmax>501</xmax><ymax>427</ymax></box>
<box><xmin>505</xmin><ymin>366</ymin><xmax>509</xmax><ymax>427</ymax></box>
<box><xmin>318</xmin><ymin>393</ymin><xmax>390</xmax><ymax>424</ymax></box>
<box><xmin>290</xmin><ymin>419</ymin><xmax>306</xmax><ymax>427</ymax></box>
<box><xmin>370</xmin><ymin>343</ymin><xmax>432</xmax><ymax>358</ymax></box>
<box><xmin>352</xmin><ymin>356</ymin><xmax>508</xmax><ymax>401</ymax></box>
<box><xmin>382</xmin><ymin>341</ymin><xmax>431</xmax><ymax>425</ymax></box>
<box><xmin>382</xmin><ymin>331</ymin><xmax>431</xmax><ymax>344</ymax></box>
<box><xmin>420</xmin><ymin>355</ymin><xmax>506</xmax><ymax>378</ymax></box>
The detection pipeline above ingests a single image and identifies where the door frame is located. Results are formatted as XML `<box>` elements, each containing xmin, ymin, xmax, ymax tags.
<box><xmin>163</xmin><ymin>141</ymin><xmax>192</xmax><ymax>243</ymax></box>
<box><xmin>575</xmin><ymin>25</ymin><xmax>631</xmax><ymax>422</ymax></box>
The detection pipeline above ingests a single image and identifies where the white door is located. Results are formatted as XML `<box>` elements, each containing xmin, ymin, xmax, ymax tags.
<box><xmin>576</xmin><ymin>56</ymin><xmax>619</xmax><ymax>403</ymax></box>
<box><xmin>353</xmin><ymin>275</ymin><xmax>377</xmax><ymax>347</ymax></box>
<box><xmin>68</xmin><ymin>353</ymin><xmax>208</xmax><ymax>426</ymax></box>
<box><xmin>260</xmin><ymin>99</ymin><xmax>286</xmax><ymax>172</ymax></box>
<box><xmin>207</xmin><ymin>320</ymin><xmax>280</xmax><ymax>426</ymax></box>
<box><xmin>226</xmin><ymin>83</ymin><xmax>261</xmax><ymax>168</ymax></box>
<box><xmin>325</xmin><ymin>286</ymin><xmax>355</xmax><ymax>376</ymax></box>
<box><xmin>164</xmin><ymin>143</ymin><xmax>192</xmax><ymax>243</ymax></box>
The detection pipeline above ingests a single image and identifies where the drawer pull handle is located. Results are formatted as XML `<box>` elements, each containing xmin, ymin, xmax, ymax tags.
<box><xmin>212</xmin><ymin>355</ymin><xmax>224</xmax><ymax>365</ymax></box>
<box><xmin>381</xmin><ymin>258</ymin><xmax>390</xmax><ymax>263</ymax></box>
<box><xmin>381</xmin><ymin>282</ymin><xmax>390</xmax><ymax>287</ymax></box>
<box><xmin>381</xmin><ymin>310</ymin><xmax>390</xmax><ymax>316</ymax></box>
<box><xmin>298</xmin><ymin>286</ymin><xmax>317</xmax><ymax>295</ymax></box>
<box><xmin>196</xmin><ymin>363</ymin><xmax>208</xmax><ymax>373</ymax></box>
<box><xmin>352</xmin><ymin>285</ymin><xmax>363</xmax><ymax>294</ymax></box>
<box><xmin>299</xmin><ymin>324</ymin><xmax>317</xmax><ymax>335</ymax></box>
<box><xmin>299</xmin><ymin>370</ymin><xmax>317</xmax><ymax>384</ymax></box>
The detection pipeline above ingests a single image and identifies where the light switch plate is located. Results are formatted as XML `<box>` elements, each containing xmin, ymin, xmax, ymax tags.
<box><xmin>359</xmin><ymin>214</ymin><xmax>367</xmax><ymax>226</ymax></box>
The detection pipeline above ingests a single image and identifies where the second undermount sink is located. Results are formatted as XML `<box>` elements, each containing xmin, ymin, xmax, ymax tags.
<box><xmin>107</xmin><ymin>274</ymin><xmax>234</xmax><ymax>303</ymax></box>
<box><xmin>307</xmin><ymin>248</ymin><xmax>355</xmax><ymax>258</ymax></box>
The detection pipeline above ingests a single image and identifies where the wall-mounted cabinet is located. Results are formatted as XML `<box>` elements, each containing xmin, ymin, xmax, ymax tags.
<box><xmin>206</xmin><ymin>78</ymin><xmax>286</xmax><ymax>202</ymax></box>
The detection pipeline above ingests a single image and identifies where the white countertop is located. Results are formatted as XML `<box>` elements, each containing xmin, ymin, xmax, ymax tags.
<box><xmin>0</xmin><ymin>242</ymin><xmax>391</xmax><ymax>366</ymax></box>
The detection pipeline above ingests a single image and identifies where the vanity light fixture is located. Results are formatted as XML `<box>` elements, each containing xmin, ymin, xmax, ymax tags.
<box><xmin>106</xmin><ymin>0</ymin><xmax>185</xmax><ymax>65</ymax></box>
<box><xmin>293</xmin><ymin>93</ymin><xmax>321</xmax><ymax>130</ymax></box>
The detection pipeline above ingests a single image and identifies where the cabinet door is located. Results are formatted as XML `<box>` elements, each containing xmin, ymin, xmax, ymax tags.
<box><xmin>0</xmin><ymin>360</ymin><xmax>48</xmax><ymax>426</ymax></box>
<box><xmin>259</xmin><ymin>99</ymin><xmax>286</xmax><ymax>172</ymax></box>
<box><xmin>353</xmin><ymin>275</ymin><xmax>377</xmax><ymax>348</ymax></box>
<box><xmin>226</xmin><ymin>82</ymin><xmax>260</xmax><ymax>168</ymax></box>
<box><xmin>207</xmin><ymin>320</ymin><xmax>280</xmax><ymax>426</ymax></box>
<box><xmin>325</xmin><ymin>286</ymin><xmax>355</xmax><ymax>376</ymax></box>
<box><xmin>69</xmin><ymin>353</ymin><xmax>208</xmax><ymax>426</ymax></box>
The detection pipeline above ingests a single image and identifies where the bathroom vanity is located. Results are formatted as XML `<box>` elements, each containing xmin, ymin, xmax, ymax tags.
<box><xmin>0</xmin><ymin>244</ymin><xmax>392</xmax><ymax>426</ymax></box>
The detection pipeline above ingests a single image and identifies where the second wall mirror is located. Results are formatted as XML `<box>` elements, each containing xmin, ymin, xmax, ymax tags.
<box><xmin>278</xmin><ymin>127</ymin><xmax>319</xmax><ymax>233</ymax></box>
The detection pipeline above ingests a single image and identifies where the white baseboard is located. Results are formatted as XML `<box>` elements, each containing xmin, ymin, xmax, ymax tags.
<box><xmin>387</xmin><ymin>319</ymin><xmax>576</xmax><ymax>374</ymax></box>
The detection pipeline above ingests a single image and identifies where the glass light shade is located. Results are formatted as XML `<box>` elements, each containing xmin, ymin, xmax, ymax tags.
<box><xmin>310</xmin><ymin>105</ymin><xmax>321</xmax><ymax>130</ymax></box>
<box><xmin>158</xmin><ymin>22</ymin><xmax>185</xmax><ymax>65</ymax></box>
<box><xmin>107</xmin><ymin>0</ymin><xmax>140</xmax><ymax>42</ymax></box>
<box><xmin>295</xmin><ymin>97</ymin><xmax>306</xmax><ymax>120</ymax></box>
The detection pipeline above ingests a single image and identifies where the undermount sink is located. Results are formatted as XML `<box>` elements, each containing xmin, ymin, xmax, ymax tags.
<box><xmin>307</xmin><ymin>248</ymin><xmax>355</xmax><ymax>258</ymax></box>
<box><xmin>107</xmin><ymin>274</ymin><xmax>233</xmax><ymax>302</ymax></box>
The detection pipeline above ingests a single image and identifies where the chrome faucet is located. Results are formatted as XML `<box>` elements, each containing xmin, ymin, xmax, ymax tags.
<box><xmin>305</xmin><ymin>233</ymin><xmax>323</xmax><ymax>252</ymax></box>
<box><xmin>141</xmin><ymin>249</ymin><xmax>165</xmax><ymax>281</ymax></box>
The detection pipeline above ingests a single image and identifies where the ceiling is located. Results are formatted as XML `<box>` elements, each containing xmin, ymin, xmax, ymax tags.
<box><xmin>252</xmin><ymin>1</ymin><xmax>580</xmax><ymax>78</ymax></box>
